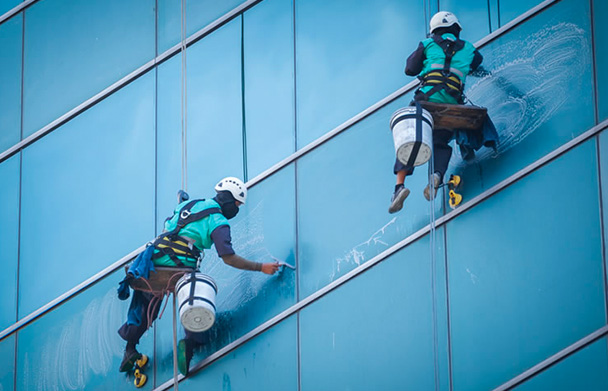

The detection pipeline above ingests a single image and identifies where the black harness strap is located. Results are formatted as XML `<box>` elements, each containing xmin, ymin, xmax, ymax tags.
<box><xmin>151</xmin><ymin>200</ymin><xmax>222</xmax><ymax>266</ymax></box>
<box><xmin>188</xmin><ymin>270</ymin><xmax>196</xmax><ymax>306</ymax></box>
<box><xmin>405</xmin><ymin>101</ymin><xmax>424</xmax><ymax>168</ymax></box>
<box><xmin>417</xmin><ymin>35</ymin><xmax>466</xmax><ymax>103</ymax></box>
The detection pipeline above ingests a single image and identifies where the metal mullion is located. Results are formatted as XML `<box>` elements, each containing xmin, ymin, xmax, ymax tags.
<box><xmin>0</xmin><ymin>0</ymin><xmax>37</xmax><ymax>26</ymax></box>
<box><xmin>0</xmin><ymin>0</ymin><xmax>562</xmax><ymax>178</ymax></box>
<box><xmin>0</xmin><ymin>0</ymin><xmax>573</xmax><ymax>350</ymax></box>
<box><xmin>152</xmin><ymin>118</ymin><xmax>608</xmax><ymax>390</ymax></box>
<box><xmin>492</xmin><ymin>325</ymin><xmax>608</xmax><ymax>391</ymax></box>
<box><xmin>0</xmin><ymin>244</ymin><xmax>146</xmax><ymax>341</ymax></box>
<box><xmin>0</xmin><ymin>0</ymin><xmax>265</xmax><ymax>166</ymax></box>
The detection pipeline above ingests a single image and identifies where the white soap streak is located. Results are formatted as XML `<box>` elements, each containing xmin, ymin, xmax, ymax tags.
<box><xmin>199</xmin><ymin>200</ymin><xmax>275</xmax><ymax>313</ymax></box>
<box><xmin>330</xmin><ymin>217</ymin><xmax>397</xmax><ymax>281</ymax></box>
<box><xmin>451</xmin><ymin>22</ymin><xmax>590</xmax><ymax>166</ymax></box>
<box><xmin>466</xmin><ymin>268</ymin><xmax>479</xmax><ymax>285</ymax></box>
<box><xmin>24</xmin><ymin>289</ymin><xmax>127</xmax><ymax>390</ymax></box>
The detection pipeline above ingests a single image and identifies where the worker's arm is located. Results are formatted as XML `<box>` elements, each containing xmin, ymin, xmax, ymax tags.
<box><xmin>405</xmin><ymin>42</ymin><xmax>425</xmax><ymax>76</ymax></box>
<box><xmin>211</xmin><ymin>225</ymin><xmax>279</xmax><ymax>275</ymax></box>
<box><xmin>470</xmin><ymin>49</ymin><xmax>483</xmax><ymax>72</ymax></box>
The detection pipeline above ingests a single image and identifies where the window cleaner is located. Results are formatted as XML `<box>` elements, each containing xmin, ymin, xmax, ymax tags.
<box><xmin>389</xmin><ymin>11</ymin><xmax>499</xmax><ymax>213</ymax></box>
<box><xmin>116</xmin><ymin>177</ymin><xmax>281</xmax><ymax>384</ymax></box>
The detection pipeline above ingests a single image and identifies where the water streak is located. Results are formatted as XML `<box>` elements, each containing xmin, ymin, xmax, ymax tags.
<box><xmin>451</xmin><ymin>22</ymin><xmax>590</xmax><ymax>166</ymax></box>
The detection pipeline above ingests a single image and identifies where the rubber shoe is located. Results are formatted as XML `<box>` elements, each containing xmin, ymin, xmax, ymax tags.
<box><xmin>388</xmin><ymin>186</ymin><xmax>410</xmax><ymax>214</ymax></box>
<box><xmin>424</xmin><ymin>173</ymin><xmax>442</xmax><ymax>201</ymax></box>
<box><xmin>177</xmin><ymin>339</ymin><xmax>194</xmax><ymax>377</ymax></box>
<box><xmin>119</xmin><ymin>348</ymin><xmax>142</xmax><ymax>373</ymax></box>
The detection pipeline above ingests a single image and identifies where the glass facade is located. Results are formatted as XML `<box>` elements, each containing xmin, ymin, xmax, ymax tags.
<box><xmin>0</xmin><ymin>12</ymin><xmax>21</xmax><ymax>151</ymax></box>
<box><xmin>0</xmin><ymin>0</ymin><xmax>607</xmax><ymax>389</ymax></box>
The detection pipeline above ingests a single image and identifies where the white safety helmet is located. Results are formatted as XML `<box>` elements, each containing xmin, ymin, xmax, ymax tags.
<box><xmin>215</xmin><ymin>177</ymin><xmax>247</xmax><ymax>204</ymax></box>
<box><xmin>429</xmin><ymin>11</ymin><xmax>462</xmax><ymax>34</ymax></box>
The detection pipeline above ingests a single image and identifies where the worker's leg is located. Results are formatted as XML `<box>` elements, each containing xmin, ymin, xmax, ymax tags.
<box><xmin>424</xmin><ymin>128</ymin><xmax>453</xmax><ymax>201</ymax></box>
<box><xmin>432</xmin><ymin>128</ymin><xmax>454</xmax><ymax>180</ymax></box>
<box><xmin>117</xmin><ymin>291</ymin><xmax>159</xmax><ymax>372</ymax></box>
<box><xmin>177</xmin><ymin>329</ymin><xmax>210</xmax><ymax>376</ymax></box>
<box><xmin>389</xmin><ymin>159</ymin><xmax>413</xmax><ymax>214</ymax></box>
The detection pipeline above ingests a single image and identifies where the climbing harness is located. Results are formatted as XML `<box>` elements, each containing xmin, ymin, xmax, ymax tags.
<box><xmin>151</xmin><ymin>200</ymin><xmax>221</xmax><ymax>267</ymax></box>
<box><xmin>417</xmin><ymin>35</ymin><xmax>466</xmax><ymax>103</ymax></box>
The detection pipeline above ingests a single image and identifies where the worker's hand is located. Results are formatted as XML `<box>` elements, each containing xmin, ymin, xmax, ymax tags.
<box><xmin>260</xmin><ymin>262</ymin><xmax>280</xmax><ymax>275</ymax></box>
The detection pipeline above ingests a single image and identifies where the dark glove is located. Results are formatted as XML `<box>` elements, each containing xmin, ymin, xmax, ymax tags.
<box><xmin>117</xmin><ymin>275</ymin><xmax>132</xmax><ymax>301</ymax></box>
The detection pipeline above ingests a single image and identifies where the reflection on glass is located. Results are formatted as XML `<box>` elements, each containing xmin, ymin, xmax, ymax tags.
<box><xmin>439</xmin><ymin>0</ymin><xmax>491</xmax><ymax>41</ymax></box>
<box><xmin>300</xmin><ymin>237</ymin><xmax>444</xmax><ymax>390</ymax></box>
<box><xmin>16</xmin><ymin>271</ymin><xmax>135</xmax><ymax>390</ymax></box>
<box><xmin>179</xmin><ymin>316</ymin><xmax>297</xmax><ymax>391</ymax></box>
<box><xmin>23</xmin><ymin>0</ymin><xmax>155</xmax><ymax>137</ymax></box>
<box><xmin>157</xmin><ymin>17</ymin><xmax>243</xmax><ymax>213</ymax></box>
<box><xmin>0</xmin><ymin>0</ymin><xmax>19</xmax><ymax>16</ymax></box>
<box><xmin>447</xmin><ymin>141</ymin><xmax>604</xmax><ymax>391</ymax></box>
<box><xmin>594</xmin><ymin>0</ymin><xmax>608</xmax><ymax>122</ymax></box>
<box><xmin>499</xmin><ymin>0</ymin><xmax>543</xmax><ymax>27</ymax></box>
<box><xmin>296</xmin><ymin>0</ymin><xmax>425</xmax><ymax>148</ymax></box>
<box><xmin>0</xmin><ymin>334</ymin><xmax>15</xmax><ymax>391</ymax></box>
<box><xmin>244</xmin><ymin>0</ymin><xmax>295</xmax><ymax>178</ymax></box>
<box><xmin>600</xmin><ymin>131</ymin><xmax>608</xmax><ymax>276</ymax></box>
<box><xmin>448</xmin><ymin>0</ymin><xmax>594</xmax><ymax>200</ymax></box>
<box><xmin>0</xmin><ymin>14</ymin><xmax>21</xmax><ymax>150</ymax></box>
<box><xmin>297</xmin><ymin>94</ymin><xmax>443</xmax><ymax>298</ymax></box>
<box><xmin>0</xmin><ymin>155</ymin><xmax>19</xmax><ymax>331</ymax></box>
<box><xmin>19</xmin><ymin>73</ymin><xmax>155</xmax><ymax>317</ymax></box>
<box><xmin>513</xmin><ymin>338</ymin><xmax>608</xmax><ymax>391</ymax></box>
<box><xmin>157</xmin><ymin>0</ymin><xmax>245</xmax><ymax>54</ymax></box>
<box><xmin>155</xmin><ymin>166</ymin><xmax>297</xmax><ymax>381</ymax></box>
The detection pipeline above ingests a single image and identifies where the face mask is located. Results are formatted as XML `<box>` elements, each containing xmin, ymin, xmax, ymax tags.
<box><xmin>214</xmin><ymin>191</ymin><xmax>240</xmax><ymax>219</ymax></box>
<box><xmin>221</xmin><ymin>201</ymin><xmax>239</xmax><ymax>220</ymax></box>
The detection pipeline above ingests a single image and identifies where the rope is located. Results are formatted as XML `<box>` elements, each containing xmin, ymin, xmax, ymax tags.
<box><xmin>132</xmin><ymin>271</ymin><xmax>188</xmax><ymax>334</ymax></box>
<box><xmin>180</xmin><ymin>0</ymin><xmax>189</xmax><ymax>192</ymax></box>
<box><xmin>173</xmin><ymin>293</ymin><xmax>180</xmax><ymax>391</ymax></box>
<box><xmin>428</xmin><ymin>121</ymin><xmax>440</xmax><ymax>391</ymax></box>
<box><xmin>131</xmin><ymin>270</ymin><xmax>185</xmax><ymax>390</ymax></box>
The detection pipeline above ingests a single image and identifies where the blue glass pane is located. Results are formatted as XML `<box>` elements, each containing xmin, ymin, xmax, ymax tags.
<box><xmin>297</xmin><ymin>94</ymin><xmax>444</xmax><ymax>298</ymax></box>
<box><xmin>157</xmin><ymin>0</ymin><xmax>245</xmax><ymax>54</ymax></box>
<box><xmin>438</xmin><ymin>0</ymin><xmax>490</xmax><ymax>41</ymax></box>
<box><xmin>601</xmin><ymin>130</ymin><xmax>608</xmax><ymax>256</ymax></box>
<box><xmin>15</xmin><ymin>271</ymin><xmax>141</xmax><ymax>390</ymax></box>
<box><xmin>179</xmin><ymin>316</ymin><xmax>297</xmax><ymax>390</ymax></box>
<box><xmin>514</xmin><ymin>338</ymin><xmax>608</xmax><ymax>391</ymax></box>
<box><xmin>0</xmin><ymin>13</ymin><xmax>21</xmax><ymax>150</ymax></box>
<box><xmin>447</xmin><ymin>140</ymin><xmax>604</xmax><ymax>391</ymax></box>
<box><xmin>155</xmin><ymin>165</ymin><xmax>297</xmax><ymax>381</ymax></box>
<box><xmin>0</xmin><ymin>155</ymin><xmax>19</xmax><ymax>330</ymax></box>
<box><xmin>23</xmin><ymin>0</ymin><xmax>155</xmax><ymax>137</ymax></box>
<box><xmin>300</xmin><ymin>235</ymin><xmax>446</xmax><ymax>391</ymax></box>
<box><xmin>0</xmin><ymin>335</ymin><xmax>15</xmax><ymax>391</ymax></box>
<box><xmin>499</xmin><ymin>0</ymin><xmax>543</xmax><ymax>27</ymax></box>
<box><xmin>244</xmin><ymin>0</ymin><xmax>295</xmax><ymax>178</ymax></box>
<box><xmin>453</xmin><ymin>0</ymin><xmax>594</xmax><ymax>204</ymax></box>
<box><xmin>19</xmin><ymin>72</ymin><xmax>155</xmax><ymax>318</ymax></box>
<box><xmin>595</xmin><ymin>0</ymin><xmax>608</xmax><ymax>122</ymax></box>
<box><xmin>0</xmin><ymin>0</ymin><xmax>19</xmax><ymax>16</ymax></box>
<box><xmin>156</xmin><ymin>18</ymin><xmax>243</xmax><ymax>228</ymax></box>
<box><xmin>295</xmin><ymin>0</ymin><xmax>425</xmax><ymax>148</ymax></box>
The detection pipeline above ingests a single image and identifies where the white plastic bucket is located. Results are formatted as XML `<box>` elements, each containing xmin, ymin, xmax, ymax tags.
<box><xmin>390</xmin><ymin>107</ymin><xmax>434</xmax><ymax>166</ymax></box>
<box><xmin>175</xmin><ymin>273</ymin><xmax>218</xmax><ymax>332</ymax></box>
